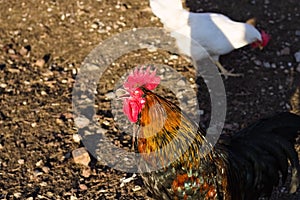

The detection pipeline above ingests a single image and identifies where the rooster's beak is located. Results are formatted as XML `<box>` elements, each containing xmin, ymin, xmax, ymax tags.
<box><xmin>116</xmin><ymin>88</ymin><xmax>130</xmax><ymax>99</ymax></box>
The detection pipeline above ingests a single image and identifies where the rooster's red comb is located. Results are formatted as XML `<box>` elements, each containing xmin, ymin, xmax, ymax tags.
<box><xmin>123</xmin><ymin>66</ymin><xmax>161</xmax><ymax>92</ymax></box>
<box><xmin>261</xmin><ymin>30</ymin><xmax>270</xmax><ymax>47</ymax></box>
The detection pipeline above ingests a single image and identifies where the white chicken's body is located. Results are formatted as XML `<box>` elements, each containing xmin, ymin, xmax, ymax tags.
<box><xmin>150</xmin><ymin>0</ymin><xmax>263</xmax><ymax>75</ymax></box>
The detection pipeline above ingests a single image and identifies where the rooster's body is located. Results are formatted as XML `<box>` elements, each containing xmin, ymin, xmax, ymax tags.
<box><xmin>120</xmin><ymin>67</ymin><xmax>300</xmax><ymax>199</ymax></box>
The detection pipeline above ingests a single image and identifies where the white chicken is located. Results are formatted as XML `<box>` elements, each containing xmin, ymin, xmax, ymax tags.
<box><xmin>149</xmin><ymin>0</ymin><xmax>270</xmax><ymax>76</ymax></box>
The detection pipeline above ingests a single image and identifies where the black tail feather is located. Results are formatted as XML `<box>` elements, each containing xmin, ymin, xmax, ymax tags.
<box><xmin>217</xmin><ymin>112</ymin><xmax>300</xmax><ymax>199</ymax></box>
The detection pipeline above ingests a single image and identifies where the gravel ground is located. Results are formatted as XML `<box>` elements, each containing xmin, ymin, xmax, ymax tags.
<box><xmin>0</xmin><ymin>0</ymin><xmax>300</xmax><ymax>199</ymax></box>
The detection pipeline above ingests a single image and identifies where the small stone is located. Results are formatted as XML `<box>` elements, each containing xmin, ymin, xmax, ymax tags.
<box><xmin>70</xmin><ymin>196</ymin><xmax>78</xmax><ymax>200</ymax></box>
<box><xmin>177</xmin><ymin>79</ymin><xmax>186</xmax><ymax>86</ymax></box>
<box><xmin>74</xmin><ymin>116</ymin><xmax>90</xmax><ymax>128</ymax></box>
<box><xmin>36</xmin><ymin>160</ymin><xmax>43</xmax><ymax>167</ymax></box>
<box><xmin>56</xmin><ymin>118</ymin><xmax>64</xmax><ymax>125</ymax></box>
<box><xmin>20</xmin><ymin>46</ymin><xmax>30</xmax><ymax>56</ymax></box>
<box><xmin>169</xmin><ymin>55</ymin><xmax>179</xmax><ymax>60</ymax></box>
<box><xmin>8</xmin><ymin>49</ymin><xmax>15</xmax><ymax>54</ymax></box>
<box><xmin>0</xmin><ymin>83</ymin><xmax>7</xmax><ymax>88</ymax></box>
<box><xmin>40</xmin><ymin>182</ymin><xmax>47</xmax><ymax>187</ymax></box>
<box><xmin>61</xmin><ymin>79</ymin><xmax>68</xmax><ymax>84</ymax></box>
<box><xmin>102</xmin><ymin>120</ymin><xmax>110</xmax><ymax>126</ymax></box>
<box><xmin>91</xmin><ymin>23</ymin><xmax>98</xmax><ymax>29</ymax></box>
<box><xmin>61</xmin><ymin>112</ymin><xmax>73</xmax><ymax>119</ymax></box>
<box><xmin>263</xmin><ymin>62</ymin><xmax>271</xmax><ymax>68</ymax></box>
<box><xmin>132</xmin><ymin>185</ymin><xmax>141</xmax><ymax>192</ymax></box>
<box><xmin>31</xmin><ymin>122</ymin><xmax>37</xmax><ymax>127</ymax></box>
<box><xmin>271</xmin><ymin>63</ymin><xmax>276</xmax><ymax>68</ymax></box>
<box><xmin>79</xmin><ymin>184</ymin><xmax>88</xmax><ymax>190</ymax></box>
<box><xmin>14</xmin><ymin>193</ymin><xmax>22</xmax><ymax>198</ymax></box>
<box><xmin>253</xmin><ymin>60</ymin><xmax>262</xmax><ymax>66</ymax></box>
<box><xmin>81</xmin><ymin>167</ymin><xmax>91</xmax><ymax>178</ymax></box>
<box><xmin>296</xmin><ymin>64</ymin><xmax>300</xmax><ymax>73</ymax></box>
<box><xmin>280</xmin><ymin>47</ymin><xmax>290</xmax><ymax>55</ymax></box>
<box><xmin>72</xmin><ymin>147</ymin><xmax>91</xmax><ymax>166</ymax></box>
<box><xmin>295</xmin><ymin>30</ymin><xmax>300</xmax><ymax>36</ymax></box>
<box><xmin>46</xmin><ymin>192</ymin><xmax>54</xmax><ymax>197</ymax></box>
<box><xmin>73</xmin><ymin>134</ymin><xmax>82</xmax><ymax>143</ymax></box>
<box><xmin>294</xmin><ymin>51</ymin><xmax>300</xmax><ymax>62</ymax></box>
<box><xmin>42</xmin><ymin>166</ymin><xmax>50</xmax><ymax>173</ymax></box>
<box><xmin>35</xmin><ymin>59</ymin><xmax>45</xmax><ymax>67</ymax></box>
<box><xmin>18</xmin><ymin>159</ymin><xmax>25</xmax><ymax>165</ymax></box>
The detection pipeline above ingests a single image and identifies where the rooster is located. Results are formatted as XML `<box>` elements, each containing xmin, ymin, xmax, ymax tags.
<box><xmin>149</xmin><ymin>0</ymin><xmax>270</xmax><ymax>76</ymax></box>
<box><xmin>118</xmin><ymin>66</ymin><xmax>300</xmax><ymax>199</ymax></box>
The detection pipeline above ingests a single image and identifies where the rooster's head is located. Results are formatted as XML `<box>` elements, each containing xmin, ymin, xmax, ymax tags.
<box><xmin>251</xmin><ymin>30</ymin><xmax>270</xmax><ymax>50</ymax></box>
<box><xmin>120</xmin><ymin>67</ymin><xmax>160</xmax><ymax>123</ymax></box>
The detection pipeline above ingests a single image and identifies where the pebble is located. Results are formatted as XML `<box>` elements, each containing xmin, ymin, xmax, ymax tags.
<box><xmin>46</xmin><ymin>192</ymin><xmax>54</xmax><ymax>197</ymax></box>
<box><xmin>271</xmin><ymin>63</ymin><xmax>276</xmax><ymax>68</ymax></box>
<box><xmin>132</xmin><ymin>185</ymin><xmax>141</xmax><ymax>192</ymax></box>
<box><xmin>36</xmin><ymin>160</ymin><xmax>43</xmax><ymax>167</ymax></box>
<box><xmin>42</xmin><ymin>166</ymin><xmax>50</xmax><ymax>173</ymax></box>
<box><xmin>72</xmin><ymin>147</ymin><xmax>91</xmax><ymax>166</ymax></box>
<box><xmin>14</xmin><ymin>193</ymin><xmax>22</xmax><ymax>198</ymax></box>
<box><xmin>296</xmin><ymin>30</ymin><xmax>300</xmax><ymax>36</ymax></box>
<box><xmin>17</xmin><ymin>159</ymin><xmax>25</xmax><ymax>165</ymax></box>
<box><xmin>74</xmin><ymin>116</ymin><xmax>90</xmax><ymax>128</ymax></box>
<box><xmin>73</xmin><ymin>134</ymin><xmax>81</xmax><ymax>143</ymax></box>
<box><xmin>61</xmin><ymin>79</ymin><xmax>68</xmax><ymax>84</ymax></box>
<box><xmin>0</xmin><ymin>83</ymin><xmax>7</xmax><ymax>88</ymax></box>
<box><xmin>70</xmin><ymin>196</ymin><xmax>78</xmax><ymax>200</ymax></box>
<box><xmin>297</xmin><ymin>64</ymin><xmax>300</xmax><ymax>73</ymax></box>
<box><xmin>8</xmin><ymin>49</ymin><xmax>15</xmax><ymax>54</ymax></box>
<box><xmin>280</xmin><ymin>47</ymin><xmax>290</xmax><ymax>55</ymax></box>
<box><xmin>35</xmin><ymin>59</ymin><xmax>45</xmax><ymax>67</ymax></box>
<box><xmin>79</xmin><ymin>184</ymin><xmax>88</xmax><ymax>190</ymax></box>
<box><xmin>81</xmin><ymin>167</ymin><xmax>91</xmax><ymax>178</ymax></box>
<box><xmin>177</xmin><ymin>79</ymin><xmax>186</xmax><ymax>86</ymax></box>
<box><xmin>263</xmin><ymin>61</ymin><xmax>271</xmax><ymax>68</ymax></box>
<box><xmin>169</xmin><ymin>55</ymin><xmax>179</xmax><ymax>60</ymax></box>
<box><xmin>294</xmin><ymin>51</ymin><xmax>300</xmax><ymax>62</ymax></box>
<box><xmin>253</xmin><ymin>60</ymin><xmax>262</xmax><ymax>66</ymax></box>
<box><xmin>31</xmin><ymin>122</ymin><xmax>37</xmax><ymax>128</ymax></box>
<box><xmin>40</xmin><ymin>182</ymin><xmax>47</xmax><ymax>187</ymax></box>
<box><xmin>20</xmin><ymin>46</ymin><xmax>30</xmax><ymax>56</ymax></box>
<box><xmin>102</xmin><ymin>120</ymin><xmax>110</xmax><ymax>126</ymax></box>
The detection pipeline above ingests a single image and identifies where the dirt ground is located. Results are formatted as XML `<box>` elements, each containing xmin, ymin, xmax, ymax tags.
<box><xmin>0</xmin><ymin>0</ymin><xmax>300</xmax><ymax>199</ymax></box>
